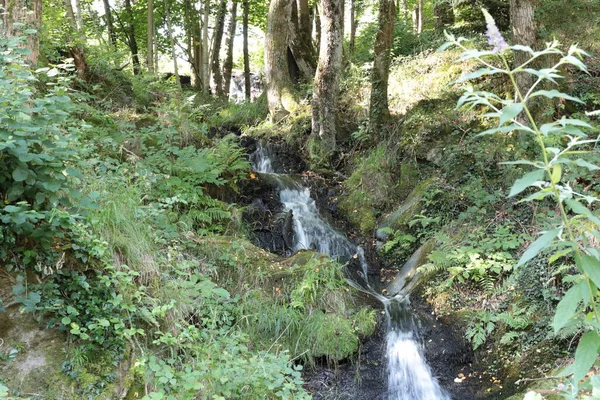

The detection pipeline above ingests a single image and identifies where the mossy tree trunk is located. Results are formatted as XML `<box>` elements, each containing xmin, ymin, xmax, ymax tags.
<box><xmin>311</xmin><ymin>0</ymin><xmax>343</xmax><ymax>155</ymax></box>
<box><xmin>223</xmin><ymin>0</ymin><xmax>238</xmax><ymax>97</ymax></box>
<box><xmin>211</xmin><ymin>0</ymin><xmax>227</xmax><ymax>97</ymax></box>
<box><xmin>289</xmin><ymin>0</ymin><xmax>316</xmax><ymax>81</ymax></box>
<box><xmin>147</xmin><ymin>0</ymin><xmax>155</xmax><ymax>73</ymax></box>
<box><xmin>1</xmin><ymin>0</ymin><xmax>42</xmax><ymax>66</ymax></box>
<box><xmin>103</xmin><ymin>0</ymin><xmax>117</xmax><ymax>47</ymax></box>
<box><xmin>265</xmin><ymin>0</ymin><xmax>300</xmax><ymax>120</ymax></box>
<box><xmin>369</xmin><ymin>0</ymin><xmax>395</xmax><ymax>134</ymax></box>
<box><xmin>64</xmin><ymin>0</ymin><xmax>88</xmax><ymax>77</ymax></box>
<box><xmin>202</xmin><ymin>0</ymin><xmax>210</xmax><ymax>93</ymax></box>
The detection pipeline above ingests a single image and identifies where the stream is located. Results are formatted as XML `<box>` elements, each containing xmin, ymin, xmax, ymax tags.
<box><xmin>249</xmin><ymin>143</ymin><xmax>449</xmax><ymax>400</ymax></box>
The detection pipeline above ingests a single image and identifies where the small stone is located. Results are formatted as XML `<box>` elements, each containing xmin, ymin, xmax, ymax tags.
<box><xmin>454</xmin><ymin>378</ymin><xmax>462</xmax><ymax>383</ymax></box>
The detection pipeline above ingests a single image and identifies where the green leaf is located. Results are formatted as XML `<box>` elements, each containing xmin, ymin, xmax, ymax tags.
<box><xmin>61</xmin><ymin>316</ymin><xmax>71</xmax><ymax>325</ymax></box>
<box><xmin>565</xmin><ymin>199</ymin><xmax>600</xmax><ymax>227</ymax></box>
<box><xmin>550</xmin><ymin>164</ymin><xmax>562</xmax><ymax>184</ymax></box>
<box><xmin>499</xmin><ymin>103</ymin><xmax>524</xmax><ymax>125</ymax></box>
<box><xmin>530</xmin><ymin>90</ymin><xmax>584</xmax><ymax>104</ymax></box>
<box><xmin>578</xmin><ymin>254</ymin><xmax>600</xmax><ymax>290</ymax></box>
<box><xmin>553</xmin><ymin>282</ymin><xmax>583</xmax><ymax>333</ymax></box>
<box><xmin>12</xmin><ymin>167</ymin><xmax>29</xmax><ymax>182</ymax></box>
<box><xmin>509</xmin><ymin>169</ymin><xmax>545</xmax><ymax>198</ymax></box>
<box><xmin>573</xmin><ymin>159</ymin><xmax>600</xmax><ymax>171</ymax></box>
<box><xmin>570</xmin><ymin>330</ymin><xmax>600</xmax><ymax>382</ymax></box>
<box><xmin>517</xmin><ymin>227</ymin><xmax>561</xmax><ymax>267</ymax></box>
<box><xmin>98</xmin><ymin>318</ymin><xmax>110</xmax><ymax>327</ymax></box>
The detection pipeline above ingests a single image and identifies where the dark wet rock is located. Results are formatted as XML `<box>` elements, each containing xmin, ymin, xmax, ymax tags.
<box><xmin>241</xmin><ymin>136</ymin><xmax>306</xmax><ymax>174</ymax></box>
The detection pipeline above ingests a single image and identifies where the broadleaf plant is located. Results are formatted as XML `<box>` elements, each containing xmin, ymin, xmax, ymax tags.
<box><xmin>442</xmin><ymin>9</ymin><xmax>600</xmax><ymax>398</ymax></box>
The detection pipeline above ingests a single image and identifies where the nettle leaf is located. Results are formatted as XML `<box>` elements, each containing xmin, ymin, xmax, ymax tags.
<box><xmin>553</xmin><ymin>281</ymin><xmax>584</xmax><ymax>333</ymax></box>
<box><xmin>568</xmin><ymin>330</ymin><xmax>600</xmax><ymax>382</ymax></box>
<box><xmin>517</xmin><ymin>227</ymin><xmax>561</xmax><ymax>267</ymax></box>
<box><xmin>499</xmin><ymin>103</ymin><xmax>524</xmax><ymax>125</ymax></box>
<box><xmin>509</xmin><ymin>169</ymin><xmax>545</xmax><ymax>198</ymax></box>
<box><xmin>530</xmin><ymin>90</ymin><xmax>584</xmax><ymax>104</ymax></box>
<box><xmin>522</xmin><ymin>68</ymin><xmax>562</xmax><ymax>84</ymax></box>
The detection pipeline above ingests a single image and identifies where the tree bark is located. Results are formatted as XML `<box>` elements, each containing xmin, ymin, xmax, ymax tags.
<box><xmin>223</xmin><ymin>0</ymin><xmax>237</xmax><ymax>97</ymax></box>
<box><xmin>165</xmin><ymin>0</ymin><xmax>180</xmax><ymax>88</ymax></box>
<box><xmin>64</xmin><ymin>0</ymin><xmax>87</xmax><ymax>77</ymax></box>
<box><xmin>418</xmin><ymin>0</ymin><xmax>423</xmax><ymax>33</ymax></box>
<box><xmin>369</xmin><ymin>0</ymin><xmax>395</xmax><ymax>133</ymax></box>
<box><xmin>288</xmin><ymin>0</ymin><xmax>316</xmax><ymax>81</ymax></box>
<box><xmin>349</xmin><ymin>0</ymin><xmax>356</xmax><ymax>54</ymax></box>
<box><xmin>147</xmin><ymin>0</ymin><xmax>155</xmax><ymax>73</ymax></box>
<box><xmin>103</xmin><ymin>0</ymin><xmax>117</xmax><ymax>47</ymax></box>
<box><xmin>311</xmin><ymin>0</ymin><xmax>343</xmax><ymax>154</ymax></box>
<box><xmin>265</xmin><ymin>0</ymin><xmax>299</xmax><ymax>120</ymax></box>
<box><xmin>1</xmin><ymin>0</ymin><xmax>42</xmax><ymax>66</ymax></box>
<box><xmin>211</xmin><ymin>0</ymin><xmax>227</xmax><ymax>96</ymax></box>
<box><xmin>314</xmin><ymin>3</ymin><xmax>321</xmax><ymax>54</ymax></box>
<box><xmin>510</xmin><ymin>0</ymin><xmax>537</xmax><ymax>93</ymax></box>
<box><xmin>243</xmin><ymin>0</ymin><xmax>251</xmax><ymax>101</ymax></box>
<box><xmin>74</xmin><ymin>0</ymin><xmax>84</xmax><ymax>31</ymax></box>
<box><xmin>202</xmin><ymin>0</ymin><xmax>211</xmax><ymax>93</ymax></box>
<box><xmin>124</xmin><ymin>0</ymin><xmax>141</xmax><ymax>74</ymax></box>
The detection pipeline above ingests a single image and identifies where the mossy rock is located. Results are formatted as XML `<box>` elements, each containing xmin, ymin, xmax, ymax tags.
<box><xmin>376</xmin><ymin>179</ymin><xmax>436</xmax><ymax>239</ymax></box>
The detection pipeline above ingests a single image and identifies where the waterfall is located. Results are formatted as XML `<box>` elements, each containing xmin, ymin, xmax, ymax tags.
<box><xmin>250</xmin><ymin>143</ymin><xmax>449</xmax><ymax>400</ymax></box>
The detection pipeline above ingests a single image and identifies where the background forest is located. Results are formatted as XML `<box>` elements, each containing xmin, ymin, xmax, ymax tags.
<box><xmin>1</xmin><ymin>0</ymin><xmax>600</xmax><ymax>399</ymax></box>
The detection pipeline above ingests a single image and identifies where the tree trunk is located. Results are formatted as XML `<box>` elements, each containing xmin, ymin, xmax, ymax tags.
<box><xmin>124</xmin><ymin>0</ymin><xmax>141</xmax><ymax>74</ymax></box>
<box><xmin>165</xmin><ymin>0</ymin><xmax>180</xmax><ymax>88</ymax></box>
<box><xmin>314</xmin><ymin>3</ymin><xmax>321</xmax><ymax>53</ymax></box>
<box><xmin>510</xmin><ymin>0</ymin><xmax>537</xmax><ymax>93</ymax></box>
<box><xmin>243</xmin><ymin>0</ymin><xmax>251</xmax><ymax>101</ymax></box>
<box><xmin>434</xmin><ymin>1</ymin><xmax>454</xmax><ymax>30</ymax></box>
<box><xmin>288</xmin><ymin>0</ymin><xmax>316</xmax><ymax>81</ymax></box>
<box><xmin>211</xmin><ymin>0</ymin><xmax>227</xmax><ymax>96</ymax></box>
<box><xmin>369</xmin><ymin>0</ymin><xmax>395</xmax><ymax>133</ymax></box>
<box><xmin>64</xmin><ymin>0</ymin><xmax>87</xmax><ymax>77</ymax></box>
<box><xmin>202</xmin><ymin>0</ymin><xmax>210</xmax><ymax>93</ymax></box>
<box><xmin>103</xmin><ymin>0</ymin><xmax>117</xmax><ymax>47</ymax></box>
<box><xmin>401</xmin><ymin>0</ymin><xmax>408</xmax><ymax>23</ymax></box>
<box><xmin>311</xmin><ymin>0</ymin><xmax>343</xmax><ymax>155</ymax></box>
<box><xmin>1</xmin><ymin>0</ymin><xmax>42</xmax><ymax>66</ymax></box>
<box><xmin>147</xmin><ymin>0</ymin><xmax>155</xmax><ymax>73</ymax></box>
<box><xmin>265</xmin><ymin>0</ymin><xmax>299</xmax><ymax>120</ymax></box>
<box><xmin>74</xmin><ymin>0</ymin><xmax>84</xmax><ymax>31</ymax></box>
<box><xmin>349</xmin><ymin>0</ymin><xmax>356</xmax><ymax>54</ymax></box>
<box><xmin>223</xmin><ymin>0</ymin><xmax>237</xmax><ymax>97</ymax></box>
<box><xmin>192</xmin><ymin>22</ymin><xmax>202</xmax><ymax>87</ymax></box>
<box><xmin>418</xmin><ymin>0</ymin><xmax>423</xmax><ymax>33</ymax></box>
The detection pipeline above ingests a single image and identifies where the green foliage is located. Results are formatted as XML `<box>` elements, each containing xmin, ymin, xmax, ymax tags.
<box><xmin>444</xmin><ymin>13</ymin><xmax>600</xmax><ymax>394</ymax></box>
<box><xmin>0</xmin><ymin>37</ymin><xmax>80</xmax><ymax>271</ymax></box>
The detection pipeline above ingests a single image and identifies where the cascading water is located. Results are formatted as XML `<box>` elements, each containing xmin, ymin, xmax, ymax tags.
<box><xmin>250</xmin><ymin>143</ymin><xmax>449</xmax><ymax>400</ymax></box>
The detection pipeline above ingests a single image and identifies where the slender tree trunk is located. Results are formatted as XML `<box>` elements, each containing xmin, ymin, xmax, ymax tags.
<box><xmin>314</xmin><ymin>3</ymin><xmax>321</xmax><ymax>52</ymax></box>
<box><xmin>103</xmin><ymin>0</ymin><xmax>117</xmax><ymax>47</ymax></box>
<box><xmin>202</xmin><ymin>0</ymin><xmax>210</xmax><ymax>93</ymax></box>
<box><xmin>147</xmin><ymin>0</ymin><xmax>155</xmax><ymax>73</ymax></box>
<box><xmin>349</xmin><ymin>0</ymin><xmax>356</xmax><ymax>54</ymax></box>
<box><xmin>192</xmin><ymin>22</ymin><xmax>202</xmax><ymax>87</ymax></box>
<box><xmin>418</xmin><ymin>0</ymin><xmax>423</xmax><ymax>33</ymax></box>
<box><xmin>165</xmin><ymin>0</ymin><xmax>180</xmax><ymax>88</ymax></box>
<box><xmin>311</xmin><ymin>0</ymin><xmax>343</xmax><ymax>155</ymax></box>
<box><xmin>265</xmin><ymin>0</ymin><xmax>299</xmax><ymax>119</ymax></box>
<box><xmin>401</xmin><ymin>0</ymin><xmax>408</xmax><ymax>23</ymax></box>
<box><xmin>288</xmin><ymin>0</ymin><xmax>316</xmax><ymax>81</ymax></box>
<box><xmin>74</xmin><ymin>0</ymin><xmax>84</xmax><ymax>30</ymax></box>
<box><xmin>64</xmin><ymin>0</ymin><xmax>87</xmax><ymax>77</ymax></box>
<box><xmin>124</xmin><ymin>0</ymin><xmax>141</xmax><ymax>74</ymax></box>
<box><xmin>211</xmin><ymin>0</ymin><xmax>227</xmax><ymax>96</ymax></box>
<box><xmin>223</xmin><ymin>0</ymin><xmax>237</xmax><ymax>97</ymax></box>
<box><xmin>510</xmin><ymin>0</ymin><xmax>537</xmax><ymax>94</ymax></box>
<box><xmin>1</xmin><ymin>0</ymin><xmax>42</xmax><ymax>65</ymax></box>
<box><xmin>243</xmin><ymin>0</ymin><xmax>251</xmax><ymax>101</ymax></box>
<box><xmin>369</xmin><ymin>0</ymin><xmax>395</xmax><ymax>133</ymax></box>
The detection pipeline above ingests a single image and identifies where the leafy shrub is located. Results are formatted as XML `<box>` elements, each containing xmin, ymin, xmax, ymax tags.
<box><xmin>0</xmin><ymin>36</ymin><xmax>80</xmax><ymax>271</ymax></box>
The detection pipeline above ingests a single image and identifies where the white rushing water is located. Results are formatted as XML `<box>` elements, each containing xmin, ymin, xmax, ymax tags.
<box><xmin>250</xmin><ymin>143</ymin><xmax>449</xmax><ymax>400</ymax></box>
